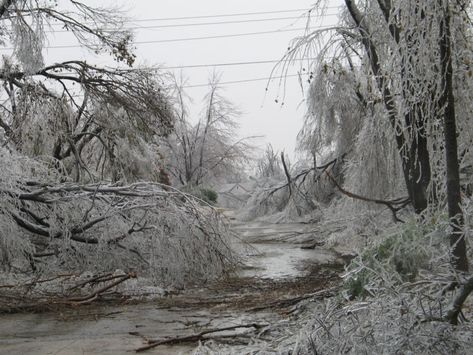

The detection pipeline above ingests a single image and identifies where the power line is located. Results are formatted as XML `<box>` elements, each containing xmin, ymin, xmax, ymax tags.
<box><xmin>131</xmin><ymin>9</ymin><xmax>309</xmax><ymax>22</ymax></box>
<box><xmin>0</xmin><ymin>27</ymin><xmax>318</xmax><ymax>50</ymax></box>
<box><xmin>45</xmin><ymin>6</ymin><xmax>343</xmax><ymax>27</ymax></box>
<box><xmin>47</xmin><ymin>7</ymin><xmax>341</xmax><ymax>25</ymax></box>
<box><xmin>120</xmin><ymin>6</ymin><xmax>343</xmax><ymax>22</ymax></box>
<box><xmin>50</xmin><ymin>14</ymin><xmax>338</xmax><ymax>33</ymax></box>
<box><xmin>134</xmin><ymin>14</ymin><xmax>337</xmax><ymax>29</ymax></box>
<box><xmin>0</xmin><ymin>25</ymin><xmax>334</xmax><ymax>50</ymax></box>
<box><xmin>30</xmin><ymin>25</ymin><xmax>331</xmax><ymax>49</ymax></box>
<box><xmin>183</xmin><ymin>74</ymin><xmax>301</xmax><ymax>88</ymax></box>
<box><xmin>160</xmin><ymin>58</ymin><xmax>316</xmax><ymax>70</ymax></box>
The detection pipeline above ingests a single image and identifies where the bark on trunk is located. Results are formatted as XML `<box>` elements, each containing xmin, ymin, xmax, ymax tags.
<box><xmin>439</xmin><ymin>1</ymin><xmax>468</xmax><ymax>272</ymax></box>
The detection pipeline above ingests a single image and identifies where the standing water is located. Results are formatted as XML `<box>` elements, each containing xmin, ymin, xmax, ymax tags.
<box><xmin>0</xmin><ymin>216</ymin><xmax>343</xmax><ymax>354</ymax></box>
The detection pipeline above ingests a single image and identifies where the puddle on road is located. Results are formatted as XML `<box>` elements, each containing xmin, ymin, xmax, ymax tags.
<box><xmin>0</xmin><ymin>220</ymin><xmax>340</xmax><ymax>355</ymax></box>
<box><xmin>239</xmin><ymin>242</ymin><xmax>337</xmax><ymax>279</ymax></box>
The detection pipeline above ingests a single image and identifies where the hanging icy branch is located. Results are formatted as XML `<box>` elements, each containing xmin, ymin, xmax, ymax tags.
<box><xmin>0</xmin><ymin>61</ymin><xmax>173</xmax><ymax>134</ymax></box>
<box><xmin>325</xmin><ymin>171</ymin><xmax>410</xmax><ymax>222</ymax></box>
<box><xmin>280</xmin><ymin>152</ymin><xmax>293</xmax><ymax>195</ymax></box>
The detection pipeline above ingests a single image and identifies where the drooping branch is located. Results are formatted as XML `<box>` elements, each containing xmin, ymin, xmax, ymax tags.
<box><xmin>12</xmin><ymin>1</ymin><xmax>135</xmax><ymax>66</ymax></box>
<box><xmin>325</xmin><ymin>171</ymin><xmax>410</xmax><ymax>222</ymax></box>
<box><xmin>1</xmin><ymin>180</ymin><xmax>237</xmax><ymax>285</ymax></box>
<box><xmin>265</xmin><ymin>154</ymin><xmax>343</xmax><ymax>201</ymax></box>
<box><xmin>280</xmin><ymin>152</ymin><xmax>293</xmax><ymax>196</ymax></box>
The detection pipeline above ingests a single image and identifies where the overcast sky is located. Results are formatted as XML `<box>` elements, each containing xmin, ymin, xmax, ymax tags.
<box><xmin>40</xmin><ymin>1</ymin><xmax>343</xmax><ymax>157</ymax></box>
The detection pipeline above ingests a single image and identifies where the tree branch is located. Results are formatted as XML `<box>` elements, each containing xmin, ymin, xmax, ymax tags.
<box><xmin>325</xmin><ymin>171</ymin><xmax>409</xmax><ymax>222</ymax></box>
<box><xmin>446</xmin><ymin>276</ymin><xmax>473</xmax><ymax>325</ymax></box>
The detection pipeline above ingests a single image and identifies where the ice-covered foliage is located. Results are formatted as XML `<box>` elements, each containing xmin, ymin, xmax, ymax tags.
<box><xmin>3</xmin><ymin>0</ymin><xmax>135</xmax><ymax>68</ymax></box>
<box><xmin>281</xmin><ymin>0</ymin><xmax>473</xmax><ymax>217</ymax></box>
<box><xmin>297</xmin><ymin>57</ymin><xmax>408</xmax><ymax>209</ymax></box>
<box><xmin>291</xmin><ymin>290</ymin><xmax>473</xmax><ymax>354</ymax></box>
<box><xmin>298</xmin><ymin>59</ymin><xmax>364</xmax><ymax>161</ymax></box>
<box><xmin>288</xmin><ymin>211</ymin><xmax>473</xmax><ymax>354</ymax></box>
<box><xmin>10</xmin><ymin>1</ymin><xmax>45</xmax><ymax>73</ymax></box>
<box><xmin>0</xmin><ymin>147</ymin><xmax>238</xmax><ymax>290</ymax></box>
<box><xmin>9</xmin><ymin>71</ymin><xmax>174</xmax><ymax>183</ymax></box>
<box><xmin>0</xmin><ymin>2</ymin><xmax>175</xmax><ymax>184</ymax></box>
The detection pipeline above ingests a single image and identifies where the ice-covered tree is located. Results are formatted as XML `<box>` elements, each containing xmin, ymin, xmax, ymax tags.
<box><xmin>0</xmin><ymin>1</ymin><xmax>174</xmax><ymax>183</ymax></box>
<box><xmin>0</xmin><ymin>1</ymin><xmax>237</xmax><ymax>296</ymax></box>
<box><xmin>163</xmin><ymin>74</ymin><xmax>252</xmax><ymax>188</ymax></box>
<box><xmin>284</xmin><ymin>0</ymin><xmax>472</xmax><ymax>270</ymax></box>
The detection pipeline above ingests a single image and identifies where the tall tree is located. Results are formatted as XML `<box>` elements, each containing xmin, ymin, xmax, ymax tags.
<box><xmin>285</xmin><ymin>0</ymin><xmax>472</xmax><ymax>270</ymax></box>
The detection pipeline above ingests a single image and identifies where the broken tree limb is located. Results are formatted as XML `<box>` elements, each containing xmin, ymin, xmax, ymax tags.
<box><xmin>325</xmin><ymin>171</ymin><xmax>410</xmax><ymax>222</ymax></box>
<box><xmin>446</xmin><ymin>275</ymin><xmax>473</xmax><ymax>325</ymax></box>
<box><xmin>135</xmin><ymin>323</ymin><xmax>266</xmax><ymax>352</ymax></box>
<box><xmin>264</xmin><ymin>154</ymin><xmax>344</xmax><ymax>202</ymax></box>
<box><xmin>280</xmin><ymin>152</ymin><xmax>293</xmax><ymax>196</ymax></box>
<box><xmin>66</xmin><ymin>272</ymin><xmax>136</xmax><ymax>303</ymax></box>
<box><xmin>246</xmin><ymin>287</ymin><xmax>337</xmax><ymax>312</ymax></box>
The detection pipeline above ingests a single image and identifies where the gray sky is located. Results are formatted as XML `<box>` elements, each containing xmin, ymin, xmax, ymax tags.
<box><xmin>43</xmin><ymin>1</ymin><xmax>343</xmax><ymax>157</ymax></box>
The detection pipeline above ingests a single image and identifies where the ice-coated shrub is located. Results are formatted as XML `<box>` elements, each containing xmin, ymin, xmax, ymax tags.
<box><xmin>197</xmin><ymin>187</ymin><xmax>219</xmax><ymax>205</ymax></box>
<box><xmin>344</xmin><ymin>218</ymin><xmax>437</xmax><ymax>299</ymax></box>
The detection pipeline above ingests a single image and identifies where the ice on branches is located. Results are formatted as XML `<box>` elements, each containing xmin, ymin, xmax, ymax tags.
<box><xmin>0</xmin><ymin>149</ymin><xmax>238</xmax><ymax>289</ymax></box>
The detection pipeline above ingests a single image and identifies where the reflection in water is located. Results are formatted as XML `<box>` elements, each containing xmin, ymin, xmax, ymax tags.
<box><xmin>239</xmin><ymin>243</ymin><xmax>336</xmax><ymax>279</ymax></box>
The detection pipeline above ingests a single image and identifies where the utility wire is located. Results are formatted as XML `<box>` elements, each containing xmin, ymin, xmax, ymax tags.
<box><xmin>112</xmin><ymin>6</ymin><xmax>342</xmax><ymax>22</ymax></box>
<box><xmin>17</xmin><ymin>25</ymin><xmax>332</xmax><ymax>50</ymax></box>
<box><xmin>46</xmin><ymin>7</ymin><xmax>342</xmax><ymax>25</ymax></box>
<box><xmin>159</xmin><ymin>58</ymin><xmax>316</xmax><ymax>70</ymax></box>
<box><xmin>183</xmin><ymin>74</ymin><xmax>301</xmax><ymax>88</ymax></box>
<box><xmin>131</xmin><ymin>9</ymin><xmax>309</xmax><ymax>22</ymax></box>
<box><xmin>49</xmin><ymin>14</ymin><xmax>338</xmax><ymax>32</ymax></box>
<box><xmin>132</xmin><ymin>13</ymin><xmax>337</xmax><ymax>29</ymax></box>
<box><xmin>140</xmin><ymin>27</ymin><xmax>316</xmax><ymax>44</ymax></box>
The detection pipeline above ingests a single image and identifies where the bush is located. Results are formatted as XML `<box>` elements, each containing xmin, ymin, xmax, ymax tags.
<box><xmin>180</xmin><ymin>186</ymin><xmax>218</xmax><ymax>206</ymax></box>
<box><xmin>199</xmin><ymin>188</ymin><xmax>218</xmax><ymax>205</ymax></box>
<box><xmin>344</xmin><ymin>218</ymin><xmax>436</xmax><ymax>299</ymax></box>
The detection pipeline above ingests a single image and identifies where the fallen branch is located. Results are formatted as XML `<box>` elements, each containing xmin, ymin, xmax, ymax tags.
<box><xmin>68</xmin><ymin>272</ymin><xmax>114</xmax><ymax>291</ymax></box>
<box><xmin>66</xmin><ymin>272</ymin><xmax>136</xmax><ymax>303</ymax></box>
<box><xmin>135</xmin><ymin>323</ymin><xmax>266</xmax><ymax>352</ymax></box>
<box><xmin>446</xmin><ymin>276</ymin><xmax>473</xmax><ymax>325</ymax></box>
<box><xmin>246</xmin><ymin>287</ymin><xmax>337</xmax><ymax>312</ymax></box>
<box><xmin>263</xmin><ymin>154</ymin><xmax>343</xmax><ymax>203</ymax></box>
<box><xmin>0</xmin><ymin>272</ymin><xmax>135</xmax><ymax>312</ymax></box>
<box><xmin>325</xmin><ymin>171</ymin><xmax>410</xmax><ymax>222</ymax></box>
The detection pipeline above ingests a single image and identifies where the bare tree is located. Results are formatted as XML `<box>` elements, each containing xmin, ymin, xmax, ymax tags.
<box><xmin>163</xmin><ymin>74</ymin><xmax>253</xmax><ymax>187</ymax></box>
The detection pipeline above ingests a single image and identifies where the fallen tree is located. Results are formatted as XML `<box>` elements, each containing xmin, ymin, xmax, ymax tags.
<box><xmin>0</xmin><ymin>149</ymin><xmax>238</xmax><ymax>307</ymax></box>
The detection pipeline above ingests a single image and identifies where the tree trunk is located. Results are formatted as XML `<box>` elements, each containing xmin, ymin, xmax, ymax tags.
<box><xmin>439</xmin><ymin>1</ymin><xmax>468</xmax><ymax>271</ymax></box>
<box><xmin>345</xmin><ymin>0</ymin><xmax>431</xmax><ymax>214</ymax></box>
